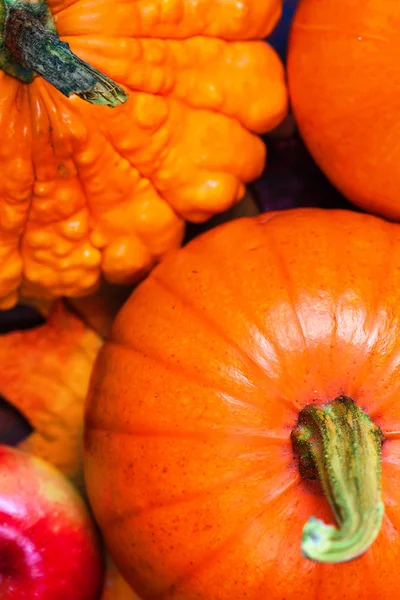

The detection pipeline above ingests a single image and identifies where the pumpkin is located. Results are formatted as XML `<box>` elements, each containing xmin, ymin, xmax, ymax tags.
<box><xmin>287</xmin><ymin>0</ymin><xmax>400</xmax><ymax>220</ymax></box>
<box><xmin>0</xmin><ymin>300</ymin><xmax>101</xmax><ymax>486</ymax></box>
<box><xmin>85</xmin><ymin>208</ymin><xmax>400</xmax><ymax>599</ymax></box>
<box><xmin>0</xmin><ymin>0</ymin><xmax>288</xmax><ymax>310</ymax></box>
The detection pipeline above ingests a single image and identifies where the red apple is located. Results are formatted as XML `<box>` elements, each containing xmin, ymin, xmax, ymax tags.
<box><xmin>0</xmin><ymin>445</ymin><xmax>103</xmax><ymax>599</ymax></box>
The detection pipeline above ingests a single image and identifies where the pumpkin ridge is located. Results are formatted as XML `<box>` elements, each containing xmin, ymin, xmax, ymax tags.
<box><xmin>77</xmin><ymin>97</ymin><xmax>185</xmax><ymax>281</ymax></box>
<box><xmin>349</xmin><ymin>334</ymin><xmax>400</xmax><ymax>416</ymax></box>
<box><xmin>151</xmin><ymin>272</ymin><xmax>280</xmax><ymax>388</ymax></box>
<box><xmin>264</xmin><ymin>229</ymin><xmax>310</xmax><ymax>354</ymax></box>
<box><xmin>0</xmin><ymin>80</ymin><xmax>33</xmax><ymax>308</ymax></box>
<box><xmin>382</xmin><ymin>430</ymin><xmax>400</xmax><ymax>440</ymax></box>
<box><xmin>103</xmin><ymin>466</ymin><xmax>294</xmax><ymax>531</ymax></box>
<box><xmin>381</xmin><ymin>458</ymin><xmax>400</xmax><ymax>535</ymax></box>
<box><xmin>382</xmin><ymin>511</ymin><xmax>398</xmax><ymax>536</ymax></box>
<box><xmin>382</xmin><ymin>496</ymin><xmax>400</xmax><ymax>529</ymax></box>
<box><xmin>94</xmin><ymin>97</ymin><xmax>170</xmax><ymax>195</ymax></box>
<box><xmin>336</xmin><ymin>225</ymin><xmax>400</xmax><ymax>419</ymax></box>
<box><xmin>39</xmin><ymin>79</ymin><xmax>104</xmax><ymax>260</ymax></box>
<box><xmin>171</xmin><ymin>218</ymin><xmax>310</xmax><ymax>413</ymax></box>
<box><xmin>29</xmin><ymin>84</ymin><xmax>88</xmax><ymax>204</ymax></box>
<box><xmin>360</xmin><ymin>545</ymin><xmax>382</xmax><ymax>600</ymax></box>
<box><xmin>147</xmin><ymin>475</ymin><xmax>299</xmax><ymax>598</ymax></box>
<box><xmin>87</xmin><ymin>417</ymin><xmax>288</xmax><ymax>442</ymax></box>
<box><xmin>202</xmin><ymin>236</ymin><xmax>301</xmax><ymax>382</ymax></box>
<box><xmin>338</xmin><ymin>228</ymin><xmax>400</xmax><ymax>409</ymax></box>
<box><xmin>22</xmin><ymin>80</ymin><xmax>101</xmax><ymax>299</ymax></box>
<box><xmin>106</xmin><ymin>339</ymin><xmax>267</xmax><ymax>417</ymax></box>
<box><xmin>106</xmin><ymin>473</ymin><xmax>298</xmax><ymax>599</ymax></box>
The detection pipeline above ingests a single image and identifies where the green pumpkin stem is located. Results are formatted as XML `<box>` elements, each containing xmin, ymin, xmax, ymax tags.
<box><xmin>3</xmin><ymin>2</ymin><xmax>128</xmax><ymax>108</ymax></box>
<box><xmin>291</xmin><ymin>396</ymin><xmax>384</xmax><ymax>564</ymax></box>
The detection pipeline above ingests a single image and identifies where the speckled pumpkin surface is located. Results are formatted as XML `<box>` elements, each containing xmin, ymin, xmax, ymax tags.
<box><xmin>0</xmin><ymin>0</ymin><xmax>287</xmax><ymax>309</ymax></box>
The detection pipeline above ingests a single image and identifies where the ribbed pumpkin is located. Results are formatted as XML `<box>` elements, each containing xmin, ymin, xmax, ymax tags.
<box><xmin>85</xmin><ymin>208</ymin><xmax>400</xmax><ymax>600</ymax></box>
<box><xmin>287</xmin><ymin>0</ymin><xmax>400</xmax><ymax>220</ymax></box>
<box><xmin>0</xmin><ymin>0</ymin><xmax>287</xmax><ymax>309</ymax></box>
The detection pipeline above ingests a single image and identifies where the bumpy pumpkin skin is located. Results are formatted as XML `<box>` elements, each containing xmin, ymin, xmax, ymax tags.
<box><xmin>0</xmin><ymin>300</ymin><xmax>101</xmax><ymax>486</ymax></box>
<box><xmin>287</xmin><ymin>0</ymin><xmax>400</xmax><ymax>220</ymax></box>
<box><xmin>85</xmin><ymin>208</ymin><xmax>400</xmax><ymax>600</ymax></box>
<box><xmin>0</xmin><ymin>0</ymin><xmax>287</xmax><ymax>310</ymax></box>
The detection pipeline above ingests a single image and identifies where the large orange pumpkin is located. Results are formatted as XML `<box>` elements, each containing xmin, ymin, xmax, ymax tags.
<box><xmin>0</xmin><ymin>0</ymin><xmax>287</xmax><ymax>310</ymax></box>
<box><xmin>85</xmin><ymin>208</ymin><xmax>400</xmax><ymax>599</ymax></box>
<box><xmin>287</xmin><ymin>0</ymin><xmax>400</xmax><ymax>220</ymax></box>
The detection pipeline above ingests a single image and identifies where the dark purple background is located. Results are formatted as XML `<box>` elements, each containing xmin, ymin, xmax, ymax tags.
<box><xmin>267</xmin><ymin>0</ymin><xmax>299</xmax><ymax>61</ymax></box>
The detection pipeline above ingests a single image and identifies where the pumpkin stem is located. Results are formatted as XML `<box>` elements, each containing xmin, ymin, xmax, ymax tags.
<box><xmin>2</xmin><ymin>2</ymin><xmax>128</xmax><ymax>108</ymax></box>
<box><xmin>291</xmin><ymin>396</ymin><xmax>384</xmax><ymax>564</ymax></box>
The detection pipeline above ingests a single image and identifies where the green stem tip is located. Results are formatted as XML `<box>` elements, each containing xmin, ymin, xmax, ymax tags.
<box><xmin>2</xmin><ymin>2</ymin><xmax>128</xmax><ymax>108</ymax></box>
<box><xmin>291</xmin><ymin>396</ymin><xmax>385</xmax><ymax>564</ymax></box>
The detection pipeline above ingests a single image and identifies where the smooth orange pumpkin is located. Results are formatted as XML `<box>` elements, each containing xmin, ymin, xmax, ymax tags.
<box><xmin>287</xmin><ymin>0</ymin><xmax>400</xmax><ymax>220</ymax></box>
<box><xmin>0</xmin><ymin>0</ymin><xmax>287</xmax><ymax>310</ymax></box>
<box><xmin>85</xmin><ymin>208</ymin><xmax>400</xmax><ymax>599</ymax></box>
<box><xmin>0</xmin><ymin>300</ymin><xmax>101</xmax><ymax>486</ymax></box>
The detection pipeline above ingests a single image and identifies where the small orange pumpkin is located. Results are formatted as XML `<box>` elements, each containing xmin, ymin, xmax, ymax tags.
<box><xmin>85</xmin><ymin>208</ymin><xmax>400</xmax><ymax>599</ymax></box>
<box><xmin>0</xmin><ymin>0</ymin><xmax>287</xmax><ymax>309</ymax></box>
<box><xmin>287</xmin><ymin>0</ymin><xmax>400</xmax><ymax>219</ymax></box>
<box><xmin>0</xmin><ymin>300</ymin><xmax>101</xmax><ymax>486</ymax></box>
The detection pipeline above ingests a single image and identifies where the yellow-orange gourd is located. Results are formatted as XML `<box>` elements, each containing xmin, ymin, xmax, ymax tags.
<box><xmin>0</xmin><ymin>0</ymin><xmax>287</xmax><ymax>309</ymax></box>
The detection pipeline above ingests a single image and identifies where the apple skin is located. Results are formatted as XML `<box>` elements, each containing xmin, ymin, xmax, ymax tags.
<box><xmin>0</xmin><ymin>445</ymin><xmax>103</xmax><ymax>599</ymax></box>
